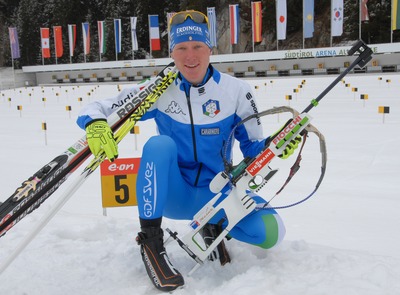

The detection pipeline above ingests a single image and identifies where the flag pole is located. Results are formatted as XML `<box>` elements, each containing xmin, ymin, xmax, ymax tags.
<box><xmin>131</xmin><ymin>16</ymin><xmax>137</xmax><ymax>61</ymax></box>
<box><xmin>148</xmin><ymin>15</ymin><xmax>152</xmax><ymax>58</ymax></box>
<box><xmin>330</xmin><ymin>3</ymin><xmax>333</xmax><ymax>48</ymax></box>
<box><xmin>82</xmin><ymin>23</ymin><xmax>87</xmax><ymax>63</ymax></box>
<box><xmin>69</xmin><ymin>26</ymin><xmax>72</xmax><ymax>64</ymax></box>
<box><xmin>68</xmin><ymin>25</ymin><xmax>72</xmax><ymax>64</ymax></box>
<box><xmin>41</xmin><ymin>29</ymin><xmax>44</xmax><ymax>66</ymax></box>
<box><xmin>54</xmin><ymin>27</ymin><xmax>58</xmax><ymax>65</ymax></box>
<box><xmin>391</xmin><ymin>0</ymin><xmax>393</xmax><ymax>43</ymax></box>
<box><xmin>276</xmin><ymin>0</ymin><xmax>278</xmax><ymax>51</ymax></box>
<box><xmin>98</xmin><ymin>22</ymin><xmax>102</xmax><ymax>62</ymax></box>
<box><xmin>8</xmin><ymin>29</ymin><xmax>16</xmax><ymax>88</ymax></box>
<box><xmin>252</xmin><ymin>2</ymin><xmax>255</xmax><ymax>53</ymax></box>
<box><xmin>11</xmin><ymin>54</ymin><xmax>16</xmax><ymax>89</ymax></box>
<box><xmin>115</xmin><ymin>21</ymin><xmax>117</xmax><ymax>61</ymax></box>
<box><xmin>303</xmin><ymin>0</ymin><xmax>305</xmax><ymax>49</ymax></box>
<box><xmin>167</xmin><ymin>14</ymin><xmax>171</xmax><ymax>57</ymax></box>
<box><xmin>132</xmin><ymin>36</ymin><xmax>135</xmax><ymax>61</ymax></box>
<box><xmin>359</xmin><ymin>0</ymin><xmax>361</xmax><ymax>41</ymax></box>
<box><xmin>70</xmin><ymin>27</ymin><xmax>72</xmax><ymax>64</ymax></box>
<box><xmin>131</xmin><ymin>17</ymin><xmax>134</xmax><ymax>60</ymax></box>
<box><xmin>83</xmin><ymin>24</ymin><xmax>86</xmax><ymax>63</ymax></box>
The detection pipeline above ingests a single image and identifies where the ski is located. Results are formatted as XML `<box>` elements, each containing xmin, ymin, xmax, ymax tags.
<box><xmin>0</xmin><ymin>62</ymin><xmax>177</xmax><ymax>237</ymax></box>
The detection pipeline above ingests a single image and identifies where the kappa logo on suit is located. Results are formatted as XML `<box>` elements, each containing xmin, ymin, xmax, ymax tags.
<box><xmin>165</xmin><ymin>101</ymin><xmax>186</xmax><ymax>115</ymax></box>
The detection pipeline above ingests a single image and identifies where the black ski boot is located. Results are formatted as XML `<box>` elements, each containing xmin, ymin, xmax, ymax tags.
<box><xmin>201</xmin><ymin>223</ymin><xmax>231</xmax><ymax>265</ymax></box>
<box><xmin>136</xmin><ymin>226</ymin><xmax>184</xmax><ymax>292</ymax></box>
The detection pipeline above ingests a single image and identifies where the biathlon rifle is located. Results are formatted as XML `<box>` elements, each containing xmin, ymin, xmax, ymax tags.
<box><xmin>166</xmin><ymin>40</ymin><xmax>373</xmax><ymax>272</ymax></box>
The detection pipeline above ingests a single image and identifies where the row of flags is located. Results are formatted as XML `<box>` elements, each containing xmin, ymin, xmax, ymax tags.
<box><xmin>38</xmin><ymin>18</ymin><xmax>139</xmax><ymax>62</ymax></box>
<box><xmin>10</xmin><ymin>17</ymin><xmax>140</xmax><ymax>63</ymax></box>
<box><xmin>223</xmin><ymin>0</ymin><xmax>372</xmax><ymax>46</ymax></box>
<box><xmin>7</xmin><ymin>1</ymin><xmax>400</xmax><ymax>61</ymax></box>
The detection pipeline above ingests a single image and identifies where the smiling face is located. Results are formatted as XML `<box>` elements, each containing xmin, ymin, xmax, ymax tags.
<box><xmin>171</xmin><ymin>41</ymin><xmax>212</xmax><ymax>85</ymax></box>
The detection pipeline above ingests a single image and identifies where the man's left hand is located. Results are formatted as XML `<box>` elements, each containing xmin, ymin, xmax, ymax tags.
<box><xmin>279</xmin><ymin>135</ymin><xmax>302</xmax><ymax>159</ymax></box>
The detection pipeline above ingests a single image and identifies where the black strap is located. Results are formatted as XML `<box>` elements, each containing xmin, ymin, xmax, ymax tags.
<box><xmin>275</xmin><ymin>132</ymin><xmax>308</xmax><ymax>195</ymax></box>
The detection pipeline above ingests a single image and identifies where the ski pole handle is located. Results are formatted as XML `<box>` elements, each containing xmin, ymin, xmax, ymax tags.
<box><xmin>302</xmin><ymin>40</ymin><xmax>373</xmax><ymax>114</ymax></box>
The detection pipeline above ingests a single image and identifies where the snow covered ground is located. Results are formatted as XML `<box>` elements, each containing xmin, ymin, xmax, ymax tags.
<box><xmin>0</xmin><ymin>70</ymin><xmax>399</xmax><ymax>295</ymax></box>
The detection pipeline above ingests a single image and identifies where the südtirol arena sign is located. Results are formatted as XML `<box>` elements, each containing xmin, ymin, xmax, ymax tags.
<box><xmin>284</xmin><ymin>46</ymin><xmax>378</xmax><ymax>59</ymax></box>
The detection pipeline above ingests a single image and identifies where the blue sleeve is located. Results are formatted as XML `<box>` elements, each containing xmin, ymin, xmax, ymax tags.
<box><xmin>76</xmin><ymin>115</ymin><xmax>95</xmax><ymax>130</ymax></box>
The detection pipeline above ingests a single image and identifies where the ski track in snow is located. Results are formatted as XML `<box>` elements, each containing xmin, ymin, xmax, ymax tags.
<box><xmin>1</xmin><ymin>72</ymin><xmax>400</xmax><ymax>294</ymax></box>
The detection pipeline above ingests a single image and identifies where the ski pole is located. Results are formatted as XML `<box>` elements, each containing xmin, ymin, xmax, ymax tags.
<box><xmin>302</xmin><ymin>40</ymin><xmax>373</xmax><ymax>114</ymax></box>
<box><xmin>211</xmin><ymin>41</ymin><xmax>373</xmax><ymax>195</ymax></box>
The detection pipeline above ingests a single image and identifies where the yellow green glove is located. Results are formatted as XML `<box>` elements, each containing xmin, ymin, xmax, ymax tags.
<box><xmin>85</xmin><ymin>119</ymin><xmax>118</xmax><ymax>162</ymax></box>
<box><xmin>279</xmin><ymin>135</ymin><xmax>302</xmax><ymax>159</ymax></box>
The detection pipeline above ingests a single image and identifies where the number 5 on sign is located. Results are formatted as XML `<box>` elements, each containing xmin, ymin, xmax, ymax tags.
<box><xmin>100</xmin><ymin>158</ymin><xmax>141</xmax><ymax>207</ymax></box>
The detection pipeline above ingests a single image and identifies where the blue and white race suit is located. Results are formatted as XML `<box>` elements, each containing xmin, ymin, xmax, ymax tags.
<box><xmin>77</xmin><ymin>65</ymin><xmax>285</xmax><ymax>249</ymax></box>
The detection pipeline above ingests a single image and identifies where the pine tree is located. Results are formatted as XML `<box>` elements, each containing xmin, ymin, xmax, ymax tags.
<box><xmin>15</xmin><ymin>0</ymin><xmax>44</xmax><ymax>66</ymax></box>
<box><xmin>362</xmin><ymin>0</ymin><xmax>391</xmax><ymax>44</ymax></box>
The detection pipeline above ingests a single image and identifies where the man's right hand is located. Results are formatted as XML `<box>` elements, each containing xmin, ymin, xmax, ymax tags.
<box><xmin>85</xmin><ymin>119</ymin><xmax>118</xmax><ymax>162</ymax></box>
